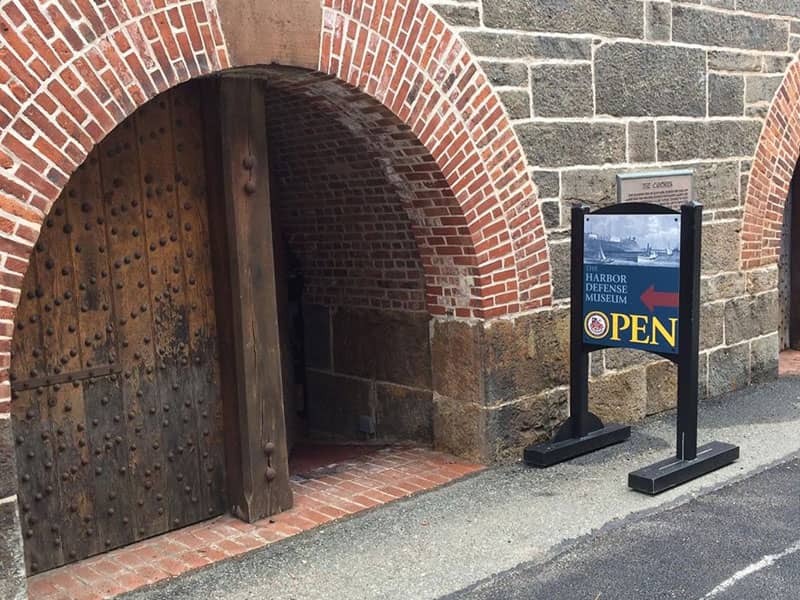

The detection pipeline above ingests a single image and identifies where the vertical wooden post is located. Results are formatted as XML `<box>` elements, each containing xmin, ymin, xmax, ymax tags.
<box><xmin>203</xmin><ymin>76</ymin><xmax>292</xmax><ymax>521</ymax></box>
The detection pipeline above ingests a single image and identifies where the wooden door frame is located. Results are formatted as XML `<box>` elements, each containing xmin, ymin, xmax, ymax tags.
<box><xmin>201</xmin><ymin>75</ymin><xmax>293</xmax><ymax>522</ymax></box>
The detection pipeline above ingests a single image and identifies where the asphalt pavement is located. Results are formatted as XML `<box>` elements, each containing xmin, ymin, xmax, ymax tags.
<box><xmin>122</xmin><ymin>376</ymin><xmax>800</xmax><ymax>600</ymax></box>
<box><xmin>446</xmin><ymin>458</ymin><xmax>800</xmax><ymax>599</ymax></box>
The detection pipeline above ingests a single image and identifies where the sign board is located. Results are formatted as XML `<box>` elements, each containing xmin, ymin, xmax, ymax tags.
<box><xmin>617</xmin><ymin>170</ymin><xmax>694</xmax><ymax>209</ymax></box>
<box><xmin>582</xmin><ymin>212</ymin><xmax>681</xmax><ymax>354</ymax></box>
<box><xmin>526</xmin><ymin>184</ymin><xmax>738</xmax><ymax>493</ymax></box>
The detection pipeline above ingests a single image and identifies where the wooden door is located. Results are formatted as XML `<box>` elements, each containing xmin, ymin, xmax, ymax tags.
<box><xmin>10</xmin><ymin>82</ymin><xmax>226</xmax><ymax>574</ymax></box>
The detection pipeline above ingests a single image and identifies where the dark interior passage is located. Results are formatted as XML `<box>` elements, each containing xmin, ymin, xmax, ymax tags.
<box><xmin>264</xmin><ymin>73</ymin><xmax>440</xmax><ymax>449</ymax></box>
<box><xmin>783</xmin><ymin>160</ymin><xmax>800</xmax><ymax>350</ymax></box>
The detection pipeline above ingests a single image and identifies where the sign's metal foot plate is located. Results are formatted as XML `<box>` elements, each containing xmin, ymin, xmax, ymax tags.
<box><xmin>628</xmin><ymin>441</ymin><xmax>739</xmax><ymax>495</ymax></box>
<box><xmin>524</xmin><ymin>424</ymin><xmax>631</xmax><ymax>468</ymax></box>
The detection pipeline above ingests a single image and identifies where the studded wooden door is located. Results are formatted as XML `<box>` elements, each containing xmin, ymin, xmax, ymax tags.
<box><xmin>10</xmin><ymin>82</ymin><xmax>227</xmax><ymax>574</ymax></box>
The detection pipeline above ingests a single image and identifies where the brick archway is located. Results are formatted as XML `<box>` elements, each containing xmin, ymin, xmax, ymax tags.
<box><xmin>741</xmin><ymin>59</ymin><xmax>800</xmax><ymax>270</ymax></box>
<box><xmin>0</xmin><ymin>1</ymin><xmax>551</xmax><ymax>346</ymax></box>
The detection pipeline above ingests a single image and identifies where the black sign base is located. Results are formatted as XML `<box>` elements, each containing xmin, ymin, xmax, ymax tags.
<box><xmin>524</xmin><ymin>423</ymin><xmax>631</xmax><ymax>468</ymax></box>
<box><xmin>628</xmin><ymin>441</ymin><xmax>740</xmax><ymax>495</ymax></box>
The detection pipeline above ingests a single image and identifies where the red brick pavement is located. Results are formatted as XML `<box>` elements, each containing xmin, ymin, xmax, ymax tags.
<box><xmin>27</xmin><ymin>446</ymin><xmax>483</xmax><ymax>600</ymax></box>
<box><xmin>779</xmin><ymin>349</ymin><xmax>800</xmax><ymax>375</ymax></box>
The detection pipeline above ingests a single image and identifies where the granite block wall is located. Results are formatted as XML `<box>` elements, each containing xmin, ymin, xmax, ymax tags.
<box><xmin>429</xmin><ymin>0</ymin><xmax>788</xmax><ymax>460</ymax></box>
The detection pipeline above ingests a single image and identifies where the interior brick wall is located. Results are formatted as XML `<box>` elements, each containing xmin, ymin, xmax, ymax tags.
<box><xmin>266</xmin><ymin>81</ymin><xmax>428</xmax><ymax>312</ymax></box>
<box><xmin>265</xmin><ymin>76</ymin><xmax>436</xmax><ymax>444</ymax></box>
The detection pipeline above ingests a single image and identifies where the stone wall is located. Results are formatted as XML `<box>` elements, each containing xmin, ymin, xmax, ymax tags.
<box><xmin>427</xmin><ymin>0</ymin><xmax>790</xmax><ymax>460</ymax></box>
<box><xmin>303</xmin><ymin>305</ymin><xmax>434</xmax><ymax>445</ymax></box>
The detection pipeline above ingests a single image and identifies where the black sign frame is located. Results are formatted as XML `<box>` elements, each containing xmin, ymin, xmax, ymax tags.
<box><xmin>525</xmin><ymin>201</ymin><xmax>739</xmax><ymax>495</ymax></box>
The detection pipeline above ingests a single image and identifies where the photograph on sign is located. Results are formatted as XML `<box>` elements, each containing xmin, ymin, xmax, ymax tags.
<box><xmin>582</xmin><ymin>213</ymin><xmax>681</xmax><ymax>354</ymax></box>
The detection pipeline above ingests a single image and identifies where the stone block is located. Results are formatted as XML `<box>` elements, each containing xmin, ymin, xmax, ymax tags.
<box><xmin>700</xmin><ymin>302</ymin><xmax>725</xmax><ymax>349</ymax></box>
<box><xmin>305</xmin><ymin>371</ymin><xmax>372</xmax><ymax>438</ymax></box>
<box><xmin>533</xmin><ymin>170</ymin><xmax>559</xmax><ymax>199</ymax></box>
<box><xmin>645</xmin><ymin>1</ymin><xmax>671</xmax><ymax>40</ymax></box>
<box><xmin>302</xmin><ymin>304</ymin><xmax>331</xmax><ymax>370</ymax></box>
<box><xmin>754</xmin><ymin>290</ymin><xmax>780</xmax><ymax>335</ymax></box>
<box><xmin>740</xmin><ymin>172</ymin><xmax>750</xmax><ymax>203</ymax></box>
<box><xmin>646</xmin><ymin>360</ymin><xmax>678</xmax><ymax>415</ymax></box>
<box><xmin>724</xmin><ymin>296</ymin><xmax>757</xmax><ymax>345</ymax></box>
<box><xmin>481</xmin><ymin>61</ymin><xmax>528</xmax><ymax>87</ymax></box>
<box><xmin>708</xmin><ymin>342</ymin><xmax>750</xmax><ymax>397</ymax></box>
<box><xmin>716</xmin><ymin>208</ymin><xmax>743</xmax><ymax>221</ymax></box>
<box><xmin>433</xmin><ymin>394</ymin><xmax>484</xmax><ymax>462</ymax></box>
<box><xmin>589</xmin><ymin>367</ymin><xmax>648</xmax><ymax>423</ymax></box>
<box><xmin>747</xmin><ymin>267</ymin><xmax>779</xmax><ymax>294</ymax></box>
<box><xmin>673</xmin><ymin>161</ymin><xmax>740</xmax><ymax>210</ymax></box>
<box><xmin>461</xmin><ymin>32</ymin><xmax>591</xmax><ymax>61</ymax></box>
<box><xmin>541</xmin><ymin>200</ymin><xmax>561</xmax><ymax>229</ymax></box>
<box><xmin>332</xmin><ymin>307</ymin><xmax>431</xmax><ymax>388</ymax></box>
<box><xmin>745</xmin><ymin>105</ymin><xmax>768</xmax><ymax>119</ymax></box>
<box><xmin>518</xmin><ymin>122</ymin><xmax>626</xmax><ymax>168</ymax></box>
<box><xmin>595</xmin><ymin>43</ymin><xmax>706</xmax><ymax>117</ymax></box>
<box><xmin>561</xmin><ymin>169</ymin><xmax>618</xmax><ymax>213</ymax></box>
<box><xmin>701</xmin><ymin>272</ymin><xmax>747</xmax><ymax>303</ymax></box>
<box><xmin>483</xmin><ymin>0</ymin><xmax>643</xmax><ymax>37</ymax></box>
<box><xmin>709</xmin><ymin>74</ymin><xmax>744</xmax><ymax>117</ymax></box>
<box><xmin>737</xmin><ymin>0</ymin><xmax>800</xmax><ymax>17</ymax></box>
<box><xmin>745</xmin><ymin>75</ymin><xmax>783</xmax><ymax>104</ymax></box>
<box><xmin>485</xmin><ymin>388</ymin><xmax>568</xmax><ymax>463</ymax></box>
<box><xmin>762</xmin><ymin>55</ymin><xmax>793</xmax><ymax>73</ymax></box>
<box><xmin>431</xmin><ymin>4</ymin><xmax>480</xmax><ymax>26</ymax></box>
<box><xmin>673</xmin><ymin>5</ymin><xmax>789</xmax><ymax>51</ymax></box>
<box><xmin>699</xmin><ymin>352</ymin><xmax>709</xmax><ymax>400</ymax></box>
<box><xmin>0</xmin><ymin>501</ymin><xmax>25</xmax><ymax>600</ymax></box>
<box><xmin>431</xmin><ymin>319</ymin><xmax>483</xmax><ymax>405</ymax></box>
<box><xmin>604</xmin><ymin>348</ymin><xmax>659</xmax><ymax>371</ymax></box>
<box><xmin>549</xmin><ymin>239</ymin><xmax>571</xmax><ymax>299</ymax></box>
<box><xmin>498</xmin><ymin>90</ymin><xmax>530</xmax><ymax>120</ymax></box>
<box><xmin>375</xmin><ymin>383</ymin><xmax>434</xmax><ymax>443</ymax></box>
<box><xmin>657</xmin><ymin>120</ymin><xmax>762</xmax><ymax>161</ymax></box>
<box><xmin>590</xmin><ymin>351</ymin><xmax>605</xmax><ymax>377</ymax></box>
<box><xmin>701</xmin><ymin>220</ymin><xmax>742</xmax><ymax>274</ymax></box>
<box><xmin>708</xmin><ymin>51</ymin><xmax>762</xmax><ymax>72</ymax></box>
<box><xmin>483</xmin><ymin>307</ymin><xmax>571</xmax><ymax>404</ymax></box>
<box><xmin>0</xmin><ymin>419</ymin><xmax>15</xmax><ymax>499</ymax></box>
<box><xmin>531</xmin><ymin>64</ymin><xmax>593</xmax><ymax>118</ymax></box>
<box><xmin>751</xmin><ymin>333</ymin><xmax>779</xmax><ymax>383</ymax></box>
<box><xmin>629</xmin><ymin>121</ymin><xmax>655</xmax><ymax>163</ymax></box>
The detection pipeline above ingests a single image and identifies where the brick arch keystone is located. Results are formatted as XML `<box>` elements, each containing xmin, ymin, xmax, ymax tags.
<box><xmin>741</xmin><ymin>59</ymin><xmax>800</xmax><ymax>270</ymax></box>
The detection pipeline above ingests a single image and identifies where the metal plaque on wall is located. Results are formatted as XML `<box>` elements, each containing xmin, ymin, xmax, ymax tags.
<box><xmin>617</xmin><ymin>169</ymin><xmax>694</xmax><ymax>209</ymax></box>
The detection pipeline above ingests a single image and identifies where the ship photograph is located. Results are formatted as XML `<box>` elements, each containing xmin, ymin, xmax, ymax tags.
<box><xmin>584</xmin><ymin>213</ymin><xmax>680</xmax><ymax>268</ymax></box>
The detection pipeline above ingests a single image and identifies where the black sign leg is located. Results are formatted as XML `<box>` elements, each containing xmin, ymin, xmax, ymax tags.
<box><xmin>524</xmin><ymin>205</ymin><xmax>630</xmax><ymax>468</ymax></box>
<box><xmin>628</xmin><ymin>202</ymin><xmax>739</xmax><ymax>494</ymax></box>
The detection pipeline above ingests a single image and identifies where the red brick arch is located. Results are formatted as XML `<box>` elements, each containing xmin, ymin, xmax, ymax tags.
<box><xmin>0</xmin><ymin>0</ymin><xmax>552</xmax><ymax>406</ymax></box>
<box><xmin>741</xmin><ymin>60</ymin><xmax>800</xmax><ymax>270</ymax></box>
<box><xmin>319</xmin><ymin>0</ymin><xmax>551</xmax><ymax>316</ymax></box>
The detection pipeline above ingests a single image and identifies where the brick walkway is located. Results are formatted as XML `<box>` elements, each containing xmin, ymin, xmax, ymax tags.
<box><xmin>27</xmin><ymin>446</ymin><xmax>483</xmax><ymax>600</ymax></box>
<box><xmin>779</xmin><ymin>350</ymin><xmax>800</xmax><ymax>375</ymax></box>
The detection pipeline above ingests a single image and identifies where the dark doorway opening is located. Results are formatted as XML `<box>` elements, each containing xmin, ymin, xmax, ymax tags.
<box><xmin>264</xmin><ymin>74</ymin><xmax>438</xmax><ymax>459</ymax></box>
<box><xmin>783</xmin><ymin>160</ymin><xmax>800</xmax><ymax>350</ymax></box>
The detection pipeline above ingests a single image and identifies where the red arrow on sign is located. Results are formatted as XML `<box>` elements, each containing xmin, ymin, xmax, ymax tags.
<box><xmin>640</xmin><ymin>284</ymin><xmax>679</xmax><ymax>312</ymax></box>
